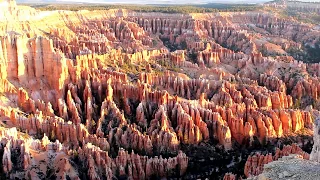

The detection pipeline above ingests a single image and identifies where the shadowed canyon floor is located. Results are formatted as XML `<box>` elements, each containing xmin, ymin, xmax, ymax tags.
<box><xmin>0</xmin><ymin>0</ymin><xmax>320</xmax><ymax>179</ymax></box>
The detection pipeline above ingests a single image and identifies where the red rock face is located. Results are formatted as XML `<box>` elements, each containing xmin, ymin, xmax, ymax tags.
<box><xmin>0</xmin><ymin>1</ymin><xmax>319</xmax><ymax>179</ymax></box>
<box><xmin>223</xmin><ymin>173</ymin><xmax>237</xmax><ymax>180</ymax></box>
<box><xmin>244</xmin><ymin>144</ymin><xmax>310</xmax><ymax>178</ymax></box>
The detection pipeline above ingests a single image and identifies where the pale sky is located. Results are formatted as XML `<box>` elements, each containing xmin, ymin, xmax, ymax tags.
<box><xmin>17</xmin><ymin>0</ymin><xmax>320</xmax><ymax>4</ymax></box>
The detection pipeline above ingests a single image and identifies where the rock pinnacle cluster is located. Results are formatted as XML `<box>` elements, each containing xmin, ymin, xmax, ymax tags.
<box><xmin>0</xmin><ymin>0</ymin><xmax>319</xmax><ymax>179</ymax></box>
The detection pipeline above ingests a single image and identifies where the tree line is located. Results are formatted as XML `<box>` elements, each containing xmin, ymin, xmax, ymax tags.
<box><xmin>28</xmin><ymin>3</ymin><xmax>260</xmax><ymax>14</ymax></box>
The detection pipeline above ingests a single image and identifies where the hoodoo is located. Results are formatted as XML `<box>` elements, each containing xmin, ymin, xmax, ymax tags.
<box><xmin>0</xmin><ymin>0</ymin><xmax>319</xmax><ymax>179</ymax></box>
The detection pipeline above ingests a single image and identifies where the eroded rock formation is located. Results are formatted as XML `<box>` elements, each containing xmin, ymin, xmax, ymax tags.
<box><xmin>0</xmin><ymin>0</ymin><xmax>319</xmax><ymax>179</ymax></box>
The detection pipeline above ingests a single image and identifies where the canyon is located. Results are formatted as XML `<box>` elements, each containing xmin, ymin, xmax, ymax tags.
<box><xmin>0</xmin><ymin>0</ymin><xmax>319</xmax><ymax>179</ymax></box>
